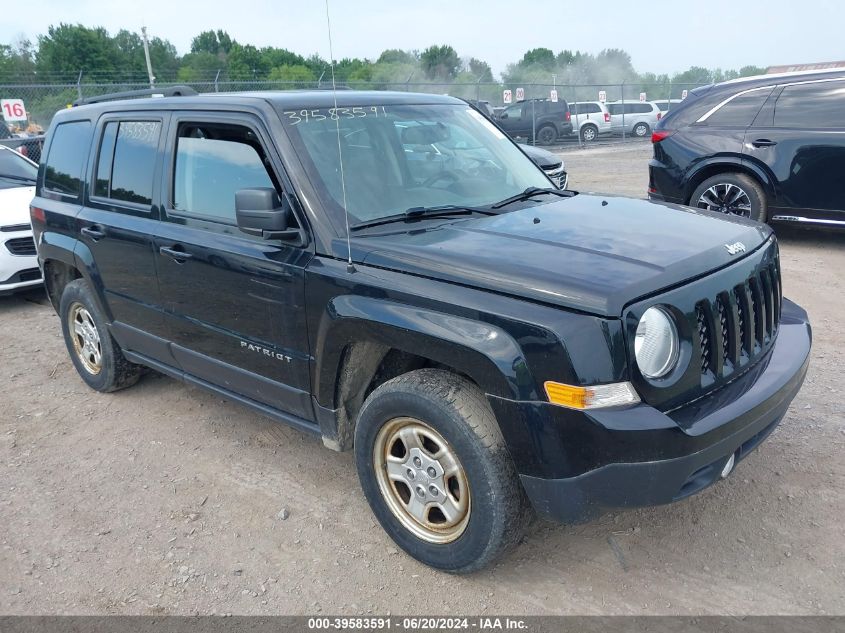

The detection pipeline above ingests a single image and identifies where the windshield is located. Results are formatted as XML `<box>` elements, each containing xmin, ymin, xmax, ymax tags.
<box><xmin>0</xmin><ymin>147</ymin><xmax>38</xmax><ymax>189</ymax></box>
<box><xmin>280</xmin><ymin>103</ymin><xmax>550</xmax><ymax>226</ymax></box>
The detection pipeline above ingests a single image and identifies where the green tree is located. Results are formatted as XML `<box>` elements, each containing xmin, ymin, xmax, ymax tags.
<box><xmin>190</xmin><ymin>30</ymin><xmax>233</xmax><ymax>56</ymax></box>
<box><xmin>420</xmin><ymin>45</ymin><xmax>460</xmax><ymax>81</ymax></box>
<box><xmin>467</xmin><ymin>58</ymin><xmax>493</xmax><ymax>82</ymax></box>
<box><xmin>176</xmin><ymin>51</ymin><xmax>220</xmax><ymax>82</ymax></box>
<box><xmin>36</xmin><ymin>24</ymin><xmax>120</xmax><ymax>76</ymax></box>
<box><xmin>377</xmin><ymin>49</ymin><xmax>416</xmax><ymax>65</ymax></box>
<box><xmin>268</xmin><ymin>64</ymin><xmax>315</xmax><ymax>84</ymax></box>
<box><xmin>520</xmin><ymin>47</ymin><xmax>556</xmax><ymax>70</ymax></box>
<box><xmin>227</xmin><ymin>43</ymin><xmax>269</xmax><ymax>80</ymax></box>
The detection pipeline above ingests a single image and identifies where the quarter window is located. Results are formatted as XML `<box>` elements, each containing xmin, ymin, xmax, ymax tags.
<box><xmin>44</xmin><ymin>121</ymin><xmax>92</xmax><ymax>197</ymax></box>
<box><xmin>774</xmin><ymin>81</ymin><xmax>845</xmax><ymax>128</ymax></box>
<box><xmin>706</xmin><ymin>88</ymin><xmax>773</xmax><ymax>127</ymax></box>
<box><xmin>172</xmin><ymin>122</ymin><xmax>276</xmax><ymax>223</ymax></box>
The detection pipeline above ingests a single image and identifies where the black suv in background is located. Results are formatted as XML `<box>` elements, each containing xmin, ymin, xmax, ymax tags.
<box><xmin>649</xmin><ymin>69</ymin><xmax>845</xmax><ymax>228</ymax></box>
<box><xmin>32</xmin><ymin>89</ymin><xmax>810</xmax><ymax>573</ymax></box>
<box><xmin>495</xmin><ymin>98</ymin><xmax>573</xmax><ymax>145</ymax></box>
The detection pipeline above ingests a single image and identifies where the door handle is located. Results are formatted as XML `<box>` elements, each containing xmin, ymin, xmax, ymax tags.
<box><xmin>751</xmin><ymin>138</ymin><xmax>777</xmax><ymax>147</ymax></box>
<box><xmin>81</xmin><ymin>226</ymin><xmax>106</xmax><ymax>241</ymax></box>
<box><xmin>159</xmin><ymin>245</ymin><xmax>193</xmax><ymax>262</ymax></box>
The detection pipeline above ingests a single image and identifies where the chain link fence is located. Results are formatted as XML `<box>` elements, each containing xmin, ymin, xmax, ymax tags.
<box><xmin>0</xmin><ymin>77</ymin><xmax>709</xmax><ymax>161</ymax></box>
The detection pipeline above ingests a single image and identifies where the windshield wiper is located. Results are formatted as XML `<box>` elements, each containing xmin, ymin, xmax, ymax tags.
<box><xmin>0</xmin><ymin>174</ymin><xmax>36</xmax><ymax>184</ymax></box>
<box><xmin>350</xmin><ymin>205</ymin><xmax>494</xmax><ymax>231</ymax></box>
<box><xmin>490</xmin><ymin>186</ymin><xmax>576</xmax><ymax>209</ymax></box>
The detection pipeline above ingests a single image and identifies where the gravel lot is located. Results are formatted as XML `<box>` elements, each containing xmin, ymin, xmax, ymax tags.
<box><xmin>1</xmin><ymin>143</ymin><xmax>843</xmax><ymax>615</ymax></box>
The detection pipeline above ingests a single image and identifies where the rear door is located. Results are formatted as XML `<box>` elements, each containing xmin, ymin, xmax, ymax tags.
<box><xmin>153</xmin><ymin>111</ymin><xmax>314</xmax><ymax>420</ymax></box>
<box><xmin>745</xmin><ymin>78</ymin><xmax>845</xmax><ymax>221</ymax></box>
<box><xmin>497</xmin><ymin>102</ymin><xmax>529</xmax><ymax>137</ymax></box>
<box><xmin>78</xmin><ymin>114</ymin><xmax>170</xmax><ymax>355</ymax></box>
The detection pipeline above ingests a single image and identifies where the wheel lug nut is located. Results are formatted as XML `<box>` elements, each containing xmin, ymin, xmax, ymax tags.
<box><xmin>415</xmin><ymin>485</ymin><xmax>425</xmax><ymax>498</ymax></box>
<box><xmin>406</xmin><ymin>469</ymin><xmax>415</xmax><ymax>480</ymax></box>
<box><xmin>427</xmin><ymin>467</ymin><xmax>437</xmax><ymax>478</ymax></box>
<box><xmin>413</xmin><ymin>457</ymin><xmax>422</xmax><ymax>468</ymax></box>
<box><xmin>428</xmin><ymin>485</ymin><xmax>438</xmax><ymax>496</ymax></box>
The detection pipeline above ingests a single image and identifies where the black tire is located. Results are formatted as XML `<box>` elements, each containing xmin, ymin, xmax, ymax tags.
<box><xmin>580</xmin><ymin>124</ymin><xmax>599</xmax><ymax>143</ymax></box>
<box><xmin>535</xmin><ymin>124</ymin><xmax>557</xmax><ymax>146</ymax></box>
<box><xmin>59</xmin><ymin>279</ymin><xmax>141</xmax><ymax>392</ymax></box>
<box><xmin>354</xmin><ymin>369</ymin><xmax>531</xmax><ymax>573</ymax></box>
<box><xmin>632</xmin><ymin>122</ymin><xmax>650</xmax><ymax>137</ymax></box>
<box><xmin>689</xmin><ymin>172</ymin><xmax>767</xmax><ymax>222</ymax></box>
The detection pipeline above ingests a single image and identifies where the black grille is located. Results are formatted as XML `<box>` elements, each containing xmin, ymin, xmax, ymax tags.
<box><xmin>5</xmin><ymin>236</ymin><xmax>36</xmax><ymax>256</ymax></box>
<box><xmin>18</xmin><ymin>268</ymin><xmax>41</xmax><ymax>282</ymax></box>
<box><xmin>0</xmin><ymin>223</ymin><xmax>31</xmax><ymax>233</ymax></box>
<box><xmin>695</xmin><ymin>261</ymin><xmax>781</xmax><ymax>381</ymax></box>
<box><xmin>696</xmin><ymin>305</ymin><xmax>712</xmax><ymax>374</ymax></box>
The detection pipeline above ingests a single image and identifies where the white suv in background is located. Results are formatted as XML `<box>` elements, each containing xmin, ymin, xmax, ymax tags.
<box><xmin>568</xmin><ymin>101</ymin><xmax>612</xmax><ymax>142</ymax></box>
<box><xmin>606</xmin><ymin>100</ymin><xmax>662</xmax><ymax>137</ymax></box>
<box><xmin>0</xmin><ymin>146</ymin><xmax>41</xmax><ymax>295</ymax></box>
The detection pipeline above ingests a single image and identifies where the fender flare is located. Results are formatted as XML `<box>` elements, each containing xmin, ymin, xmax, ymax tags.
<box><xmin>684</xmin><ymin>156</ymin><xmax>776</xmax><ymax>204</ymax></box>
<box><xmin>311</xmin><ymin>295</ymin><xmax>537</xmax><ymax>449</ymax></box>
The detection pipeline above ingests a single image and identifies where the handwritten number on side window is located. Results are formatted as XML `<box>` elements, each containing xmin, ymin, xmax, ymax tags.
<box><xmin>283</xmin><ymin>107</ymin><xmax>387</xmax><ymax>125</ymax></box>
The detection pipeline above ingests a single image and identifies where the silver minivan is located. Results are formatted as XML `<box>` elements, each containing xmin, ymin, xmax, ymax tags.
<box><xmin>568</xmin><ymin>101</ymin><xmax>612</xmax><ymax>142</ymax></box>
<box><xmin>606</xmin><ymin>100</ymin><xmax>662</xmax><ymax>137</ymax></box>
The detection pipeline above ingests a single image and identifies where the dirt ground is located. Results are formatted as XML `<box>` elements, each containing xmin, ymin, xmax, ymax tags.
<box><xmin>1</xmin><ymin>144</ymin><xmax>843</xmax><ymax>615</ymax></box>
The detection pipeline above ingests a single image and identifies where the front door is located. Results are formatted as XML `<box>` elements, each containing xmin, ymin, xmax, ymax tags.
<box><xmin>153</xmin><ymin>113</ymin><xmax>314</xmax><ymax>420</ymax></box>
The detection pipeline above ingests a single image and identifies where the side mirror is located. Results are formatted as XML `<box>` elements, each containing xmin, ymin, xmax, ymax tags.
<box><xmin>235</xmin><ymin>188</ymin><xmax>303</xmax><ymax>244</ymax></box>
<box><xmin>499</xmin><ymin>112</ymin><xmax>508</xmax><ymax>120</ymax></box>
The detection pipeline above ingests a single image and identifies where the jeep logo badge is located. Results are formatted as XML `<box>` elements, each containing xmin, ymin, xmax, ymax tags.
<box><xmin>725</xmin><ymin>242</ymin><xmax>746</xmax><ymax>255</ymax></box>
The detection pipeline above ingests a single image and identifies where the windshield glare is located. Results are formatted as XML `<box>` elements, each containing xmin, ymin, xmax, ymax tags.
<box><xmin>0</xmin><ymin>148</ymin><xmax>38</xmax><ymax>186</ymax></box>
<box><xmin>281</xmin><ymin>104</ymin><xmax>550</xmax><ymax>226</ymax></box>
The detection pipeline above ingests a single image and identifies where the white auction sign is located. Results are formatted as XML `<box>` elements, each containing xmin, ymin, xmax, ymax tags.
<box><xmin>550</xmin><ymin>89</ymin><xmax>558</xmax><ymax>102</ymax></box>
<box><xmin>1</xmin><ymin>99</ymin><xmax>27</xmax><ymax>122</ymax></box>
<box><xmin>515</xmin><ymin>87</ymin><xmax>525</xmax><ymax>101</ymax></box>
<box><xmin>598</xmin><ymin>90</ymin><xmax>607</xmax><ymax>103</ymax></box>
<box><xmin>639</xmin><ymin>92</ymin><xmax>647</xmax><ymax>102</ymax></box>
<box><xmin>681</xmin><ymin>89</ymin><xmax>688</xmax><ymax>100</ymax></box>
<box><xmin>503</xmin><ymin>89</ymin><xmax>512</xmax><ymax>104</ymax></box>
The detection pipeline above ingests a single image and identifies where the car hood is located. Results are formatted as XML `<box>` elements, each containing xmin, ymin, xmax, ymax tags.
<box><xmin>352</xmin><ymin>194</ymin><xmax>772</xmax><ymax>317</ymax></box>
<box><xmin>0</xmin><ymin>185</ymin><xmax>35</xmax><ymax>228</ymax></box>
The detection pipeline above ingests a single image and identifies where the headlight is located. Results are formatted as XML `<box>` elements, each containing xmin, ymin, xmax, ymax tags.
<box><xmin>634</xmin><ymin>306</ymin><xmax>679</xmax><ymax>379</ymax></box>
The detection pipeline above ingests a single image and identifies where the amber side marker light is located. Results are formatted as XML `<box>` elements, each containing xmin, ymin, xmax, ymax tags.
<box><xmin>544</xmin><ymin>381</ymin><xmax>640</xmax><ymax>410</ymax></box>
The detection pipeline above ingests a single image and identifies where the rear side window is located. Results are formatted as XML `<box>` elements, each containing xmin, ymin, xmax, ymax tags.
<box><xmin>94</xmin><ymin>120</ymin><xmax>161</xmax><ymax>205</ymax></box>
<box><xmin>43</xmin><ymin>121</ymin><xmax>92</xmax><ymax>197</ymax></box>
<box><xmin>172</xmin><ymin>122</ymin><xmax>275</xmax><ymax>223</ymax></box>
<box><xmin>774</xmin><ymin>80</ymin><xmax>845</xmax><ymax>128</ymax></box>
<box><xmin>705</xmin><ymin>88</ymin><xmax>773</xmax><ymax>127</ymax></box>
<box><xmin>625</xmin><ymin>103</ymin><xmax>653</xmax><ymax>114</ymax></box>
<box><xmin>574</xmin><ymin>103</ymin><xmax>601</xmax><ymax>114</ymax></box>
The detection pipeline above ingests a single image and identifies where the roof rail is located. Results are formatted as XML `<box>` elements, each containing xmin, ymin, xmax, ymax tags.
<box><xmin>73</xmin><ymin>85</ymin><xmax>198</xmax><ymax>107</ymax></box>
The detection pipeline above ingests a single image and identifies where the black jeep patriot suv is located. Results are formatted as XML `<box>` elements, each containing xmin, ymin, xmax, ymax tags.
<box><xmin>31</xmin><ymin>89</ymin><xmax>811</xmax><ymax>573</ymax></box>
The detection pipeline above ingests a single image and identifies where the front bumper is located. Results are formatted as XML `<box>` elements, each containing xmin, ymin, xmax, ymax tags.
<box><xmin>490</xmin><ymin>299</ymin><xmax>811</xmax><ymax>524</ymax></box>
<box><xmin>0</xmin><ymin>232</ymin><xmax>41</xmax><ymax>295</ymax></box>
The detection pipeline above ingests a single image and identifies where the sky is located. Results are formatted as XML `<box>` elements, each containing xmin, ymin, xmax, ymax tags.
<box><xmin>4</xmin><ymin>0</ymin><xmax>844</xmax><ymax>77</ymax></box>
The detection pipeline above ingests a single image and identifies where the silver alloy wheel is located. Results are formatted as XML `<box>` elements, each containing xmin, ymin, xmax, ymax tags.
<box><xmin>696</xmin><ymin>183</ymin><xmax>753</xmax><ymax>218</ymax></box>
<box><xmin>582</xmin><ymin>126</ymin><xmax>597</xmax><ymax>142</ymax></box>
<box><xmin>634</xmin><ymin>123</ymin><xmax>648</xmax><ymax>137</ymax></box>
<box><xmin>373</xmin><ymin>417</ymin><xmax>471</xmax><ymax>544</ymax></box>
<box><xmin>68</xmin><ymin>302</ymin><xmax>102</xmax><ymax>375</ymax></box>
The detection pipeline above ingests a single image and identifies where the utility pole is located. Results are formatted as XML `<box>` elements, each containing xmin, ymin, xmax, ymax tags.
<box><xmin>141</xmin><ymin>26</ymin><xmax>155</xmax><ymax>87</ymax></box>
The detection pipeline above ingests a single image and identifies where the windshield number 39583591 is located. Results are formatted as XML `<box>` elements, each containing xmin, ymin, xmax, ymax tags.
<box><xmin>283</xmin><ymin>106</ymin><xmax>388</xmax><ymax>125</ymax></box>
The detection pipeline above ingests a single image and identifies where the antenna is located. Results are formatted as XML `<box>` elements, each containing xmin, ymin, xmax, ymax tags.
<box><xmin>324</xmin><ymin>0</ymin><xmax>355</xmax><ymax>274</ymax></box>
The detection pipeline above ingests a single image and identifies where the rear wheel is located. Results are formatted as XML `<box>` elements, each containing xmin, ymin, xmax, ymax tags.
<box><xmin>690</xmin><ymin>173</ymin><xmax>767</xmax><ymax>222</ymax></box>
<box><xmin>354</xmin><ymin>369</ymin><xmax>530</xmax><ymax>573</ymax></box>
<box><xmin>535</xmin><ymin>124</ymin><xmax>557</xmax><ymax>146</ymax></box>
<box><xmin>59</xmin><ymin>279</ymin><xmax>141</xmax><ymax>392</ymax></box>
<box><xmin>581</xmin><ymin>124</ymin><xmax>598</xmax><ymax>142</ymax></box>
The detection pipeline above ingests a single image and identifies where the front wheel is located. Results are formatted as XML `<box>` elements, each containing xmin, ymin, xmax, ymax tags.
<box><xmin>632</xmin><ymin>122</ymin><xmax>650</xmax><ymax>137</ymax></box>
<box><xmin>354</xmin><ymin>369</ymin><xmax>530</xmax><ymax>573</ymax></box>
<box><xmin>580</xmin><ymin>124</ymin><xmax>598</xmax><ymax>142</ymax></box>
<box><xmin>690</xmin><ymin>173</ymin><xmax>767</xmax><ymax>222</ymax></box>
